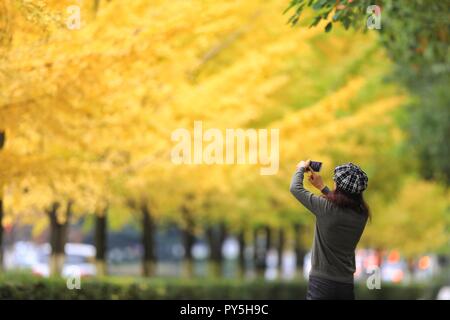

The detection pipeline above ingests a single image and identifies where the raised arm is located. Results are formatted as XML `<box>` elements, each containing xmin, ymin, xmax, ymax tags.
<box><xmin>289</xmin><ymin>165</ymin><xmax>332</xmax><ymax>217</ymax></box>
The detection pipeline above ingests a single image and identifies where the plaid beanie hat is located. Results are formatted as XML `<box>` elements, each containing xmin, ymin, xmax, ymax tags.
<box><xmin>333</xmin><ymin>163</ymin><xmax>368</xmax><ymax>194</ymax></box>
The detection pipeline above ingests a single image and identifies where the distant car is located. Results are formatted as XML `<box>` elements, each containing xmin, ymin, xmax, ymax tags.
<box><xmin>381</xmin><ymin>250</ymin><xmax>409</xmax><ymax>283</ymax></box>
<box><xmin>4</xmin><ymin>241</ymin><xmax>40</xmax><ymax>270</ymax></box>
<box><xmin>413</xmin><ymin>254</ymin><xmax>440</xmax><ymax>281</ymax></box>
<box><xmin>437</xmin><ymin>286</ymin><xmax>450</xmax><ymax>300</ymax></box>
<box><xmin>32</xmin><ymin>243</ymin><xmax>96</xmax><ymax>277</ymax></box>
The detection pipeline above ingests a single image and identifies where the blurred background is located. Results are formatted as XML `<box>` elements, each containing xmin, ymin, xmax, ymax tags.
<box><xmin>0</xmin><ymin>0</ymin><xmax>448</xmax><ymax>299</ymax></box>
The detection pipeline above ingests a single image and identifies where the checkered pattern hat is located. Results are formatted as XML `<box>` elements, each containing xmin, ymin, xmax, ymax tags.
<box><xmin>333</xmin><ymin>163</ymin><xmax>368</xmax><ymax>194</ymax></box>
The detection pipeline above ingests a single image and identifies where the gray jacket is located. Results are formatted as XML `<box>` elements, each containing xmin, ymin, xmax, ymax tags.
<box><xmin>290</xmin><ymin>167</ymin><xmax>367</xmax><ymax>283</ymax></box>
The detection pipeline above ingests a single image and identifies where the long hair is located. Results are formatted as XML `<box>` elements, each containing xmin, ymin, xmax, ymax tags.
<box><xmin>325</xmin><ymin>187</ymin><xmax>371</xmax><ymax>221</ymax></box>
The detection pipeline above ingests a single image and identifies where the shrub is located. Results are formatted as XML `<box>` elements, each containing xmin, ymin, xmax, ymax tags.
<box><xmin>0</xmin><ymin>272</ymin><xmax>430</xmax><ymax>300</ymax></box>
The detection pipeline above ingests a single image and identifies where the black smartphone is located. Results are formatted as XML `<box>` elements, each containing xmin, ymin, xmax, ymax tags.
<box><xmin>0</xmin><ymin>131</ymin><xmax>4</xmax><ymax>148</ymax></box>
<box><xmin>309</xmin><ymin>161</ymin><xmax>322</xmax><ymax>172</ymax></box>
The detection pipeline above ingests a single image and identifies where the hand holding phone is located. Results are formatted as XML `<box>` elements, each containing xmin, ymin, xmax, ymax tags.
<box><xmin>309</xmin><ymin>161</ymin><xmax>322</xmax><ymax>172</ymax></box>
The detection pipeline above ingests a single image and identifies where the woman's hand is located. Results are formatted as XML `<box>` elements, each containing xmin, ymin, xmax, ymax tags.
<box><xmin>308</xmin><ymin>171</ymin><xmax>325</xmax><ymax>191</ymax></box>
<box><xmin>296</xmin><ymin>159</ymin><xmax>310</xmax><ymax>169</ymax></box>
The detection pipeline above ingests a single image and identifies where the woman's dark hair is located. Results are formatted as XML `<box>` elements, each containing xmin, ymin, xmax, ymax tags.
<box><xmin>325</xmin><ymin>187</ymin><xmax>370</xmax><ymax>220</ymax></box>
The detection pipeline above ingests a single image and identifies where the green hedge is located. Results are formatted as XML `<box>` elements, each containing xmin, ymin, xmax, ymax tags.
<box><xmin>0</xmin><ymin>272</ymin><xmax>433</xmax><ymax>300</ymax></box>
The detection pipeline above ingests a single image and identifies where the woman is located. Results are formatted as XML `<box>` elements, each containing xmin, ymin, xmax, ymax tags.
<box><xmin>290</xmin><ymin>160</ymin><xmax>370</xmax><ymax>300</ymax></box>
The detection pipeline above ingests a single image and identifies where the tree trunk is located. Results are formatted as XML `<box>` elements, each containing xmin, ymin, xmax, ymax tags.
<box><xmin>0</xmin><ymin>131</ymin><xmax>4</xmax><ymax>272</ymax></box>
<box><xmin>0</xmin><ymin>197</ymin><xmax>4</xmax><ymax>272</ymax></box>
<box><xmin>294</xmin><ymin>224</ymin><xmax>306</xmax><ymax>275</ymax></box>
<box><xmin>141</xmin><ymin>205</ymin><xmax>156</xmax><ymax>277</ymax></box>
<box><xmin>238</xmin><ymin>229</ymin><xmax>246</xmax><ymax>278</ymax></box>
<box><xmin>253</xmin><ymin>228</ymin><xmax>263</xmax><ymax>276</ymax></box>
<box><xmin>254</xmin><ymin>227</ymin><xmax>271</xmax><ymax>277</ymax></box>
<box><xmin>48</xmin><ymin>202</ymin><xmax>71</xmax><ymax>276</ymax></box>
<box><xmin>265</xmin><ymin>226</ymin><xmax>273</xmax><ymax>252</ymax></box>
<box><xmin>95</xmin><ymin>209</ymin><xmax>108</xmax><ymax>276</ymax></box>
<box><xmin>375</xmin><ymin>247</ymin><xmax>384</xmax><ymax>267</ymax></box>
<box><xmin>206</xmin><ymin>223</ymin><xmax>226</xmax><ymax>277</ymax></box>
<box><xmin>181</xmin><ymin>205</ymin><xmax>195</xmax><ymax>278</ymax></box>
<box><xmin>277</xmin><ymin>228</ymin><xmax>285</xmax><ymax>271</ymax></box>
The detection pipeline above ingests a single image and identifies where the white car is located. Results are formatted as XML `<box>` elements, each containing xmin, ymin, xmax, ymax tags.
<box><xmin>437</xmin><ymin>286</ymin><xmax>450</xmax><ymax>300</ymax></box>
<box><xmin>4</xmin><ymin>241</ymin><xmax>40</xmax><ymax>270</ymax></box>
<box><xmin>32</xmin><ymin>243</ymin><xmax>96</xmax><ymax>278</ymax></box>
